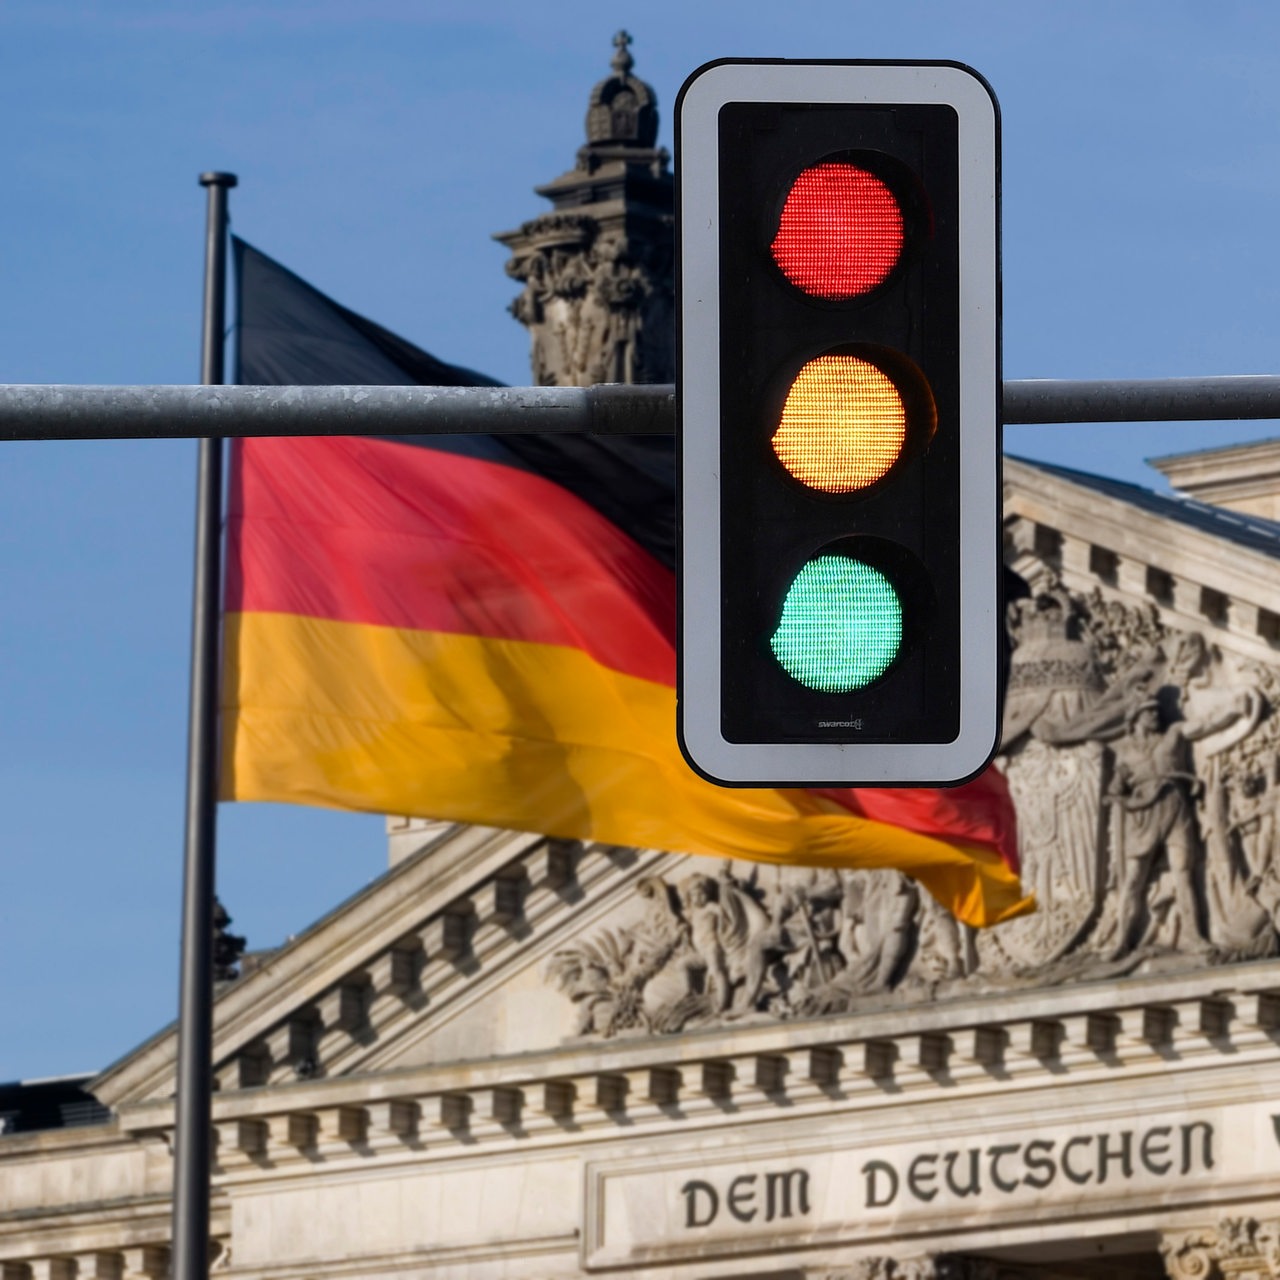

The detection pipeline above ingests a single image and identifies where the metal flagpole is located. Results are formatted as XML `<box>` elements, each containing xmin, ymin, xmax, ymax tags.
<box><xmin>171</xmin><ymin>170</ymin><xmax>237</xmax><ymax>1280</ymax></box>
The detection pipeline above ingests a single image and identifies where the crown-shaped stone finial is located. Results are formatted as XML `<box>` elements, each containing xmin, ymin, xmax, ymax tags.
<box><xmin>611</xmin><ymin>30</ymin><xmax>634</xmax><ymax>78</ymax></box>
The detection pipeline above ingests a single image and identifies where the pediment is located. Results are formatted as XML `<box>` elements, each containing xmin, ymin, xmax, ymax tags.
<box><xmin>91</xmin><ymin>458</ymin><xmax>1280</xmax><ymax>1111</ymax></box>
<box><xmin>1005</xmin><ymin>456</ymin><xmax>1280</xmax><ymax>662</ymax></box>
<box><xmin>90</xmin><ymin>823</ymin><xmax>704</xmax><ymax>1108</ymax></box>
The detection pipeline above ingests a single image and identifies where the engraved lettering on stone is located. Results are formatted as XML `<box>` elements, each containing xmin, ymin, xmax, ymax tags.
<box><xmin>679</xmin><ymin>1167</ymin><xmax>810</xmax><ymax>1230</ymax></box>
<box><xmin>680</xmin><ymin>1178</ymin><xmax>717</xmax><ymax>1229</ymax></box>
<box><xmin>862</xmin><ymin>1159</ymin><xmax>899</xmax><ymax>1208</ymax></box>
<box><xmin>857</xmin><ymin>1120</ymin><xmax>1212</xmax><ymax>1210</ymax></box>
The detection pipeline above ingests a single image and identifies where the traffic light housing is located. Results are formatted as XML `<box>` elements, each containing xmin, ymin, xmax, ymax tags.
<box><xmin>676</xmin><ymin>61</ymin><xmax>1001</xmax><ymax>787</ymax></box>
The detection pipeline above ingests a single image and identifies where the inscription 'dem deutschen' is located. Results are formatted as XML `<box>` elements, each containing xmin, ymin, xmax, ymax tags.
<box><xmin>679</xmin><ymin>1120</ymin><xmax>1215</xmax><ymax>1230</ymax></box>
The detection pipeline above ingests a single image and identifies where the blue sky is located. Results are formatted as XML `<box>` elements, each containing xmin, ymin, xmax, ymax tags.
<box><xmin>3</xmin><ymin>0</ymin><xmax>1280</xmax><ymax>1081</ymax></box>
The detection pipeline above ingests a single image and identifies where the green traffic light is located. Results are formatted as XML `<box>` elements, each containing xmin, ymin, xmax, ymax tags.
<box><xmin>770</xmin><ymin>554</ymin><xmax>903</xmax><ymax>692</ymax></box>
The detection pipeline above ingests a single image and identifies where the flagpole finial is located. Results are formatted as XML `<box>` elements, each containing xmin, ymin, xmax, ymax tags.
<box><xmin>199</xmin><ymin>171</ymin><xmax>238</xmax><ymax>189</ymax></box>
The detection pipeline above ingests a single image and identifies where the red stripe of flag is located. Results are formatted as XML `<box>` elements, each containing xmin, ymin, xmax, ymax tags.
<box><xmin>226</xmin><ymin>436</ymin><xmax>676</xmax><ymax>687</ymax></box>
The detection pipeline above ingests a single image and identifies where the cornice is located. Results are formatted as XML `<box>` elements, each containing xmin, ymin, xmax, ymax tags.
<box><xmin>1005</xmin><ymin>457</ymin><xmax>1280</xmax><ymax>660</ymax></box>
<box><xmin>1006</xmin><ymin>458</ymin><xmax>1280</xmax><ymax>604</ymax></box>
<box><xmin>1151</xmin><ymin>435</ymin><xmax>1280</xmax><ymax>492</ymax></box>
<box><xmin>111</xmin><ymin>959</ymin><xmax>1280</xmax><ymax>1178</ymax></box>
<box><xmin>0</xmin><ymin>1120</ymin><xmax>121</xmax><ymax>1160</ymax></box>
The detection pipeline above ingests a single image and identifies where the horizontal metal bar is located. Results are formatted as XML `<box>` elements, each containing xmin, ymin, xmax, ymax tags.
<box><xmin>0</xmin><ymin>383</ymin><xmax>676</xmax><ymax>442</ymax></box>
<box><xmin>4</xmin><ymin>377</ymin><xmax>1280</xmax><ymax>442</ymax></box>
<box><xmin>1002</xmin><ymin>375</ymin><xmax>1280</xmax><ymax>425</ymax></box>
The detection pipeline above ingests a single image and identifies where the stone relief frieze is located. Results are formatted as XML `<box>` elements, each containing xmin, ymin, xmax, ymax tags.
<box><xmin>546</xmin><ymin>576</ymin><xmax>1280</xmax><ymax>1037</ymax></box>
<box><xmin>989</xmin><ymin>579</ymin><xmax>1277</xmax><ymax>980</ymax></box>
<box><xmin>503</xmin><ymin>217</ymin><xmax>673</xmax><ymax>387</ymax></box>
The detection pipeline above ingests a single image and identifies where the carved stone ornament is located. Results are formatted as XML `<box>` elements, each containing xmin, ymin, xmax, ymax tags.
<box><xmin>810</xmin><ymin>1258</ymin><xmax>1022</xmax><ymax>1280</ymax></box>
<box><xmin>1161</xmin><ymin>1218</ymin><xmax>1280</xmax><ymax>1278</ymax></box>
<box><xmin>988</xmin><ymin>576</ymin><xmax>1278</xmax><ymax>981</ymax></box>
<box><xmin>813</xmin><ymin>1258</ymin><xmax>953</xmax><ymax>1280</ymax></box>
<box><xmin>502</xmin><ymin>224</ymin><xmax>672</xmax><ymax>386</ymax></box>
<box><xmin>546</xmin><ymin>576</ymin><xmax>1280</xmax><ymax>1036</ymax></box>
<box><xmin>494</xmin><ymin>32</ymin><xmax>674</xmax><ymax>389</ymax></box>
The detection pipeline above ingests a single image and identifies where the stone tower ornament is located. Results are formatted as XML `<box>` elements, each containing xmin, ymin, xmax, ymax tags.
<box><xmin>494</xmin><ymin>32</ymin><xmax>674</xmax><ymax>387</ymax></box>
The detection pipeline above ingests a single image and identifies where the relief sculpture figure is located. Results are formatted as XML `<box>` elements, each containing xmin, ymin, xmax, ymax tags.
<box><xmin>835</xmin><ymin>871</ymin><xmax>919</xmax><ymax>994</ymax></box>
<box><xmin>548</xmin><ymin>580</ymin><xmax>1280</xmax><ymax>1035</ymax></box>
<box><xmin>679</xmin><ymin>873</ymin><xmax>732</xmax><ymax>1013</ymax></box>
<box><xmin>680</xmin><ymin>869</ymin><xmax>777</xmax><ymax>1015</ymax></box>
<box><xmin>990</xmin><ymin>587</ymin><xmax>1109</xmax><ymax>969</ymax></box>
<box><xmin>1168</xmin><ymin>633</ymin><xmax>1269</xmax><ymax>950</ymax></box>
<box><xmin>1104</xmin><ymin>699</ymin><xmax>1209</xmax><ymax>955</ymax></box>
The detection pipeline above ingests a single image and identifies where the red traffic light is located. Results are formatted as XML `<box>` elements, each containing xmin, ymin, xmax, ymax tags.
<box><xmin>770</xmin><ymin>162</ymin><xmax>904</xmax><ymax>298</ymax></box>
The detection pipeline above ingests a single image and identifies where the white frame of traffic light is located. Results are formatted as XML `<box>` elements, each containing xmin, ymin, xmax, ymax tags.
<box><xmin>676</xmin><ymin>59</ymin><xmax>1002</xmax><ymax>788</ymax></box>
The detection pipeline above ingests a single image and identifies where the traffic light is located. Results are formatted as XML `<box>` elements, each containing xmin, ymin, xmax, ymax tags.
<box><xmin>676</xmin><ymin>61</ymin><xmax>1001</xmax><ymax>787</ymax></box>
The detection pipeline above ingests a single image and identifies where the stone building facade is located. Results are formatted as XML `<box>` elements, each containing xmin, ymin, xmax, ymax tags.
<box><xmin>5</xmin><ymin>35</ymin><xmax>1280</xmax><ymax>1280</ymax></box>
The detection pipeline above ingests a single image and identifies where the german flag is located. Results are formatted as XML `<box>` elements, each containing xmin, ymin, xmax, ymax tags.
<box><xmin>221</xmin><ymin>240</ymin><xmax>1030</xmax><ymax>928</ymax></box>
